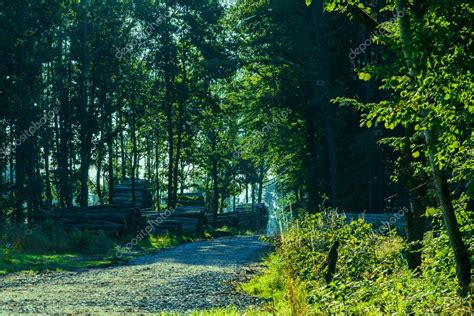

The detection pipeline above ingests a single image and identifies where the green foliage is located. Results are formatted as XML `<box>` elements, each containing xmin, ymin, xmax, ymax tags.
<box><xmin>0</xmin><ymin>224</ymin><xmax>113</xmax><ymax>255</ymax></box>
<box><xmin>242</xmin><ymin>212</ymin><xmax>472</xmax><ymax>314</ymax></box>
<box><xmin>160</xmin><ymin>307</ymin><xmax>272</xmax><ymax>316</ymax></box>
<box><xmin>139</xmin><ymin>234</ymin><xmax>182</xmax><ymax>252</ymax></box>
<box><xmin>0</xmin><ymin>224</ymin><xmax>117</xmax><ymax>275</ymax></box>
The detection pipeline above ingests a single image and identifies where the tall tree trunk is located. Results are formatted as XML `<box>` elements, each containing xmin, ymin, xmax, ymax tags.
<box><xmin>155</xmin><ymin>136</ymin><xmax>161</xmax><ymax>211</ymax></box>
<box><xmin>14</xmin><ymin>128</ymin><xmax>26</xmax><ymax>224</ymax></box>
<box><xmin>56</xmin><ymin>45</ymin><xmax>73</xmax><ymax>208</ymax></box>
<box><xmin>131</xmin><ymin>94</ymin><xmax>138</xmax><ymax>208</ymax></box>
<box><xmin>96</xmin><ymin>145</ymin><xmax>103</xmax><ymax>204</ymax></box>
<box><xmin>305</xmin><ymin>116</ymin><xmax>320</xmax><ymax>212</ymax></box>
<box><xmin>211</xmin><ymin>155</ymin><xmax>219</xmax><ymax>227</ymax></box>
<box><xmin>400</xmin><ymin>134</ymin><xmax>426</xmax><ymax>271</ymax></box>
<box><xmin>396</xmin><ymin>0</ymin><xmax>471</xmax><ymax>294</ymax></box>
<box><xmin>80</xmin><ymin>136</ymin><xmax>92</xmax><ymax>207</ymax></box>
<box><xmin>405</xmin><ymin>187</ymin><xmax>425</xmax><ymax>270</ymax></box>
<box><xmin>324</xmin><ymin>109</ymin><xmax>338</xmax><ymax>207</ymax></box>
<box><xmin>79</xmin><ymin>0</ymin><xmax>91</xmax><ymax>207</ymax></box>
<box><xmin>167</xmin><ymin>113</ymin><xmax>174</xmax><ymax>209</ymax></box>
<box><xmin>424</xmin><ymin>129</ymin><xmax>471</xmax><ymax>294</ymax></box>
<box><xmin>245</xmin><ymin>184</ymin><xmax>249</xmax><ymax>204</ymax></box>
<box><xmin>173</xmin><ymin>124</ymin><xmax>182</xmax><ymax>206</ymax></box>
<box><xmin>43</xmin><ymin>138</ymin><xmax>52</xmax><ymax>210</ymax></box>
<box><xmin>258</xmin><ymin>161</ymin><xmax>265</xmax><ymax>203</ymax></box>
<box><xmin>251</xmin><ymin>184</ymin><xmax>255</xmax><ymax>212</ymax></box>
<box><xmin>119</xmin><ymin>112</ymin><xmax>126</xmax><ymax>180</ymax></box>
<box><xmin>107</xmin><ymin>114</ymin><xmax>115</xmax><ymax>204</ymax></box>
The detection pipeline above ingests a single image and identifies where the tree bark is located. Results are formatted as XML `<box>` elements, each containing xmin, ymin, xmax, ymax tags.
<box><xmin>424</xmin><ymin>129</ymin><xmax>471</xmax><ymax>294</ymax></box>
<box><xmin>107</xmin><ymin>113</ymin><xmax>115</xmax><ymax>204</ymax></box>
<box><xmin>305</xmin><ymin>116</ymin><xmax>320</xmax><ymax>212</ymax></box>
<box><xmin>395</xmin><ymin>0</ymin><xmax>471</xmax><ymax>294</ymax></box>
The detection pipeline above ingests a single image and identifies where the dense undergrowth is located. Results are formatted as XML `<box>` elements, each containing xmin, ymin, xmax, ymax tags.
<box><xmin>0</xmin><ymin>224</ymin><xmax>180</xmax><ymax>275</ymax></box>
<box><xmin>241</xmin><ymin>210</ymin><xmax>473</xmax><ymax>315</ymax></box>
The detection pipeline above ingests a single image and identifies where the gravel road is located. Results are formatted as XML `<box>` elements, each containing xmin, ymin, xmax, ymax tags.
<box><xmin>0</xmin><ymin>236</ymin><xmax>268</xmax><ymax>314</ymax></box>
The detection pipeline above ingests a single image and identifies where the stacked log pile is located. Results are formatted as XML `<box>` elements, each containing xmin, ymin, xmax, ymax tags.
<box><xmin>34</xmin><ymin>204</ymin><xmax>144</xmax><ymax>236</ymax></box>
<box><xmin>113</xmin><ymin>179</ymin><xmax>152</xmax><ymax>209</ymax></box>
<box><xmin>175</xmin><ymin>193</ymin><xmax>205</xmax><ymax>207</ymax></box>
<box><xmin>141</xmin><ymin>206</ymin><xmax>207</xmax><ymax>237</ymax></box>
<box><xmin>206</xmin><ymin>203</ymin><xmax>269</xmax><ymax>232</ymax></box>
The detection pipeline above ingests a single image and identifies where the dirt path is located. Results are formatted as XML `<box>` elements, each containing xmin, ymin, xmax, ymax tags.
<box><xmin>0</xmin><ymin>236</ymin><xmax>268</xmax><ymax>314</ymax></box>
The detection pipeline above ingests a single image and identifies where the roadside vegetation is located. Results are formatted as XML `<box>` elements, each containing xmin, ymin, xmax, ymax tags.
<box><xmin>0</xmin><ymin>224</ymin><xmax>182</xmax><ymax>276</ymax></box>
<box><xmin>241</xmin><ymin>210</ymin><xmax>473</xmax><ymax>314</ymax></box>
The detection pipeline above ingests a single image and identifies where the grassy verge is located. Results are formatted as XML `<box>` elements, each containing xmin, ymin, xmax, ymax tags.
<box><xmin>238</xmin><ymin>211</ymin><xmax>473</xmax><ymax>314</ymax></box>
<box><xmin>159</xmin><ymin>307</ymin><xmax>272</xmax><ymax>316</ymax></box>
<box><xmin>211</xmin><ymin>225</ymin><xmax>257</xmax><ymax>238</ymax></box>
<box><xmin>0</xmin><ymin>250</ymin><xmax>116</xmax><ymax>276</ymax></box>
<box><xmin>0</xmin><ymin>224</ymin><xmax>189</xmax><ymax>277</ymax></box>
<box><xmin>0</xmin><ymin>222</ymin><xmax>260</xmax><ymax>278</ymax></box>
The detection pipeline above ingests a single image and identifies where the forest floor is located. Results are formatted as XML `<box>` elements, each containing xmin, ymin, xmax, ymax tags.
<box><xmin>0</xmin><ymin>236</ymin><xmax>269</xmax><ymax>314</ymax></box>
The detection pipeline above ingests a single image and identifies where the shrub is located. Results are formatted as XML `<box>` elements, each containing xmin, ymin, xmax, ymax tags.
<box><xmin>242</xmin><ymin>211</ymin><xmax>472</xmax><ymax>314</ymax></box>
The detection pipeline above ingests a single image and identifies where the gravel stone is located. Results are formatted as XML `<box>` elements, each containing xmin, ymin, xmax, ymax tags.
<box><xmin>0</xmin><ymin>236</ymin><xmax>268</xmax><ymax>314</ymax></box>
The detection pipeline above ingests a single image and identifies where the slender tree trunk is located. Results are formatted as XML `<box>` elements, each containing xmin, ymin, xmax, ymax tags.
<box><xmin>405</xmin><ymin>187</ymin><xmax>425</xmax><ymax>270</ymax></box>
<box><xmin>211</xmin><ymin>156</ymin><xmax>219</xmax><ymax>227</ymax></box>
<box><xmin>167</xmin><ymin>117</ymin><xmax>174</xmax><ymax>209</ymax></box>
<box><xmin>96</xmin><ymin>146</ymin><xmax>103</xmax><ymax>204</ymax></box>
<box><xmin>396</xmin><ymin>0</ymin><xmax>471</xmax><ymax>294</ymax></box>
<box><xmin>80</xmin><ymin>137</ymin><xmax>92</xmax><ymax>207</ymax></box>
<box><xmin>258</xmin><ymin>162</ymin><xmax>265</xmax><ymax>203</ymax></box>
<box><xmin>44</xmin><ymin>138</ymin><xmax>52</xmax><ymax>210</ymax></box>
<box><xmin>251</xmin><ymin>184</ymin><xmax>255</xmax><ymax>212</ymax></box>
<box><xmin>56</xmin><ymin>45</ymin><xmax>73</xmax><ymax>208</ymax></box>
<box><xmin>400</xmin><ymin>134</ymin><xmax>426</xmax><ymax>271</ymax></box>
<box><xmin>173</xmin><ymin>125</ymin><xmax>182</xmax><ymax>206</ymax></box>
<box><xmin>305</xmin><ymin>116</ymin><xmax>320</xmax><ymax>212</ymax></box>
<box><xmin>79</xmin><ymin>0</ymin><xmax>91</xmax><ymax>207</ymax></box>
<box><xmin>155</xmin><ymin>136</ymin><xmax>161</xmax><ymax>211</ymax></box>
<box><xmin>424</xmin><ymin>129</ymin><xmax>471</xmax><ymax>294</ymax></box>
<box><xmin>245</xmin><ymin>184</ymin><xmax>249</xmax><ymax>204</ymax></box>
<box><xmin>324</xmin><ymin>110</ymin><xmax>338</xmax><ymax>207</ymax></box>
<box><xmin>107</xmin><ymin>114</ymin><xmax>114</xmax><ymax>204</ymax></box>
<box><xmin>119</xmin><ymin>112</ymin><xmax>126</xmax><ymax>180</ymax></box>
<box><xmin>131</xmin><ymin>94</ymin><xmax>138</xmax><ymax>208</ymax></box>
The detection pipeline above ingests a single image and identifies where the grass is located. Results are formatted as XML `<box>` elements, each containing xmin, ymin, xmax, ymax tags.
<box><xmin>213</xmin><ymin>225</ymin><xmax>256</xmax><ymax>237</ymax></box>
<box><xmin>0</xmin><ymin>249</ymin><xmax>116</xmax><ymax>276</ymax></box>
<box><xmin>238</xmin><ymin>212</ymin><xmax>474</xmax><ymax>315</ymax></box>
<box><xmin>0</xmin><ymin>234</ymin><xmax>185</xmax><ymax>276</ymax></box>
<box><xmin>0</xmin><ymin>226</ymin><xmax>190</xmax><ymax>277</ymax></box>
<box><xmin>139</xmin><ymin>234</ymin><xmax>188</xmax><ymax>253</ymax></box>
<box><xmin>160</xmin><ymin>307</ymin><xmax>272</xmax><ymax>316</ymax></box>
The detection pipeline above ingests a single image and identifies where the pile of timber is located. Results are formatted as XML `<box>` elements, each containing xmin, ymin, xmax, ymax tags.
<box><xmin>175</xmin><ymin>193</ymin><xmax>205</xmax><ymax>207</ymax></box>
<box><xmin>141</xmin><ymin>206</ymin><xmax>207</xmax><ymax>237</ymax></box>
<box><xmin>207</xmin><ymin>203</ymin><xmax>269</xmax><ymax>231</ymax></box>
<box><xmin>34</xmin><ymin>204</ymin><xmax>144</xmax><ymax>236</ymax></box>
<box><xmin>113</xmin><ymin>179</ymin><xmax>152</xmax><ymax>209</ymax></box>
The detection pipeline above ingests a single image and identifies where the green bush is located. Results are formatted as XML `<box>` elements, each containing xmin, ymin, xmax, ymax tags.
<box><xmin>243</xmin><ymin>211</ymin><xmax>472</xmax><ymax>314</ymax></box>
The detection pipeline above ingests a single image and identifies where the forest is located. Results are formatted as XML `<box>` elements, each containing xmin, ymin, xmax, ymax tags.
<box><xmin>0</xmin><ymin>0</ymin><xmax>472</xmax><ymax>314</ymax></box>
